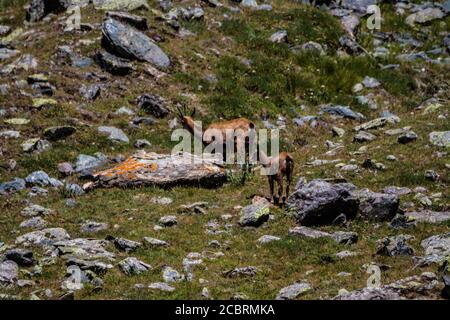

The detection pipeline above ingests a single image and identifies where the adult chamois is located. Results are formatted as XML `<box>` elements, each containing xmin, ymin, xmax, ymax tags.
<box><xmin>175</xmin><ymin>105</ymin><xmax>256</xmax><ymax>165</ymax></box>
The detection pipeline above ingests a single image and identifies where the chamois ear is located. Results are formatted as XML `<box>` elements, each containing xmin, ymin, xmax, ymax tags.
<box><xmin>191</xmin><ymin>107</ymin><xmax>196</xmax><ymax>117</ymax></box>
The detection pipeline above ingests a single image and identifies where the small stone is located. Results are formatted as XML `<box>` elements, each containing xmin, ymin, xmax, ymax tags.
<box><xmin>257</xmin><ymin>235</ymin><xmax>281</xmax><ymax>244</ymax></box>
<box><xmin>5</xmin><ymin>249</ymin><xmax>35</xmax><ymax>267</ymax></box>
<box><xmin>111</xmin><ymin>237</ymin><xmax>142</xmax><ymax>253</ymax></box>
<box><xmin>376</xmin><ymin>235</ymin><xmax>415</xmax><ymax>257</ymax></box>
<box><xmin>57</xmin><ymin>162</ymin><xmax>74</xmax><ymax>176</ymax></box>
<box><xmin>425</xmin><ymin>170</ymin><xmax>439</xmax><ymax>182</ymax></box>
<box><xmin>98</xmin><ymin>126</ymin><xmax>129</xmax><ymax>143</ymax></box>
<box><xmin>134</xmin><ymin>139</ymin><xmax>151</xmax><ymax>149</ymax></box>
<box><xmin>148</xmin><ymin>282</ymin><xmax>175</xmax><ymax>292</ymax></box>
<box><xmin>159</xmin><ymin>215</ymin><xmax>177</xmax><ymax>227</ymax></box>
<box><xmin>81</xmin><ymin>221</ymin><xmax>108</xmax><ymax>233</ymax></box>
<box><xmin>398</xmin><ymin>131</ymin><xmax>418</xmax><ymax>144</ymax></box>
<box><xmin>19</xmin><ymin>216</ymin><xmax>48</xmax><ymax>229</ymax></box>
<box><xmin>119</xmin><ymin>257</ymin><xmax>151</xmax><ymax>275</ymax></box>
<box><xmin>21</xmin><ymin>204</ymin><xmax>52</xmax><ymax>217</ymax></box>
<box><xmin>276</xmin><ymin>282</ymin><xmax>311</xmax><ymax>300</ymax></box>
<box><xmin>143</xmin><ymin>237</ymin><xmax>169</xmax><ymax>247</ymax></box>
<box><xmin>162</xmin><ymin>266</ymin><xmax>185</xmax><ymax>283</ymax></box>
<box><xmin>269</xmin><ymin>30</ymin><xmax>287</xmax><ymax>43</ymax></box>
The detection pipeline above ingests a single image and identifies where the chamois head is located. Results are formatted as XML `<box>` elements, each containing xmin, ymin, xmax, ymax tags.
<box><xmin>175</xmin><ymin>104</ymin><xmax>196</xmax><ymax>131</ymax></box>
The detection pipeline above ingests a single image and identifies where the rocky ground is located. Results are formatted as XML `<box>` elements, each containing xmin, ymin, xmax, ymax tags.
<box><xmin>0</xmin><ymin>0</ymin><xmax>449</xmax><ymax>300</ymax></box>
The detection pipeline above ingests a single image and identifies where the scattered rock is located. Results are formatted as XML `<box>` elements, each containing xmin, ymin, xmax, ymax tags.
<box><xmin>276</xmin><ymin>282</ymin><xmax>311</xmax><ymax>300</ymax></box>
<box><xmin>376</xmin><ymin>235</ymin><xmax>415</xmax><ymax>256</ymax></box>
<box><xmin>137</xmin><ymin>94</ymin><xmax>169</xmax><ymax>118</ymax></box>
<box><xmin>119</xmin><ymin>257</ymin><xmax>151</xmax><ymax>275</ymax></box>
<box><xmin>238</xmin><ymin>201</ymin><xmax>270</xmax><ymax>227</ymax></box>
<box><xmin>98</xmin><ymin>126</ymin><xmax>129</xmax><ymax>143</ymax></box>
<box><xmin>102</xmin><ymin>18</ymin><xmax>170</xmax><ymax>68</ymax></box>
<box><xmin>224</xmin><ymin>266</ymin><xmax>258</xmax><ymax>278</ymax></box>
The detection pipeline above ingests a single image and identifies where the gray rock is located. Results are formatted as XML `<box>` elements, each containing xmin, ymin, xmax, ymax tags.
<box><xmin>25</xmin><ymin>171</ymin><xmax>63</xmax><ymax>188</ymax></box>
<box><xmin>57</xmin><ymin>162</ymin><xmax>74</xmax><ymax>176</ymax></box>
<box><xmin>376</xmin><ymin>235</ymin><xmax>415</xmax><ymax>256</ymax></box>
<box><xmin>137</xmin><ymin>94</ymin><xmax>169</xmax><ymax>118</ymax></box>
<box><xmin>398</xmin><ymin>131</ymin><xmax>418</xmax><ymax>144</ymax></box>
<box><xmin>425</xmin><ymin>170</ymin><xmax>439</xmax><ymax>182</ymax></box>
<box><xmin>335</xmin><ymin>250</ymin><xmax>358</xmax><ymax>259</ymax></box>
<box><xmin>43</xmin><ymin>126</ymin><xmax>76</xmax><ymax>141</ymax></box>
<box><xmin>276</xmin><ymin>282</ymin><xmax>311</xmax><ymax>300</ymax></box>
<box><xmin>74</xmin><ymin>153</ymin><xmax>108</xmax><ymax>173</ymax></box>
<box><xmin>0</xmin><ymin>260</ymin><xmax>19</xmax><ymax>285</ymax></box>
<box><xmin>93</xmin><ymin>0</ymin><xmax>149</xmax><ymax>11</ymax></box>
<box><xmin>288</xmin><ymin>226</ymin><xmax>331</xmax><ymax>239</ymax></box>
<box><xmin>81</xmin><ymin>221</ymin><xmax>108</xmax><ymax>233</ymax></box>
<box><xmin>21</xmin><ymin>204</ymin><xmax>52</xmax><ymax>217</ymax></box>
<box><xmin>269</xmin><ymin>30</ymin><xmax>287</xmax><ymax>43</ymax></box>
<box><xmin>332</xmin><ymin>231</ymin><xmax>358</xmax><ymax>245</ymax></box>
<box><xmin>0</xmin><ymin>48</ymin><xmax>20</xmax><ymax>61</ymax></box>
<box><xmin>287</xmin><ymin>178</ymin><xmax>359</xmax><ymax>226</ymax></box>
<box><xmin>354</xmin><ymin>131</ymin><xmax>376</xmax><ymax>142</ymax></box>
<box><xmin>353</xmin><ymin>189</ymin><xmax>399</xmax><ymax>221</ymax></box>
<box><xmin>5</xmin><ymin>249</ymin><xmax>35</xmax><ymax>267</ymax></box>
<box><xmin>111</xmin><ymin>237</ymin><xmax>141</xmax><ymax>252</ymax></box>
<box><xmin>134</xmin><ymin>139</ymin><xmax>151</xmax><ymax>149</ymax></box>
<box><xmin>15</xmin><ymin>228</ymin><xmax>70</xmax><ymax>247</ymax></box>
<box><xmin>79</xmin><ymin>84</ymin><xmax>101</xmax><ymax>101</ymax></box>
<box><xmin>19</xmin><ymin>217</ymin><xmax>48</xmax><ymax>229</ymax></box>
<box><xmin>407</xmin><ymin>211</ymin><xmax>450</xmax><ymax>224</ymax></box>
<box><xmin>105</xmin><ymin>11</ymin><xmax>148</xmax><ymax>30</ymax></box>
<box><xmin>148</xmin><ymin>282</ymin><xmax>175</xmax><ymax>291</ymax></box>
<box><xmin>143</xmin><ymin>237</ymin><xmax>169</xmax><ymax>247</ymax></box>
<box><xmin>163</xmin><ymin>266</ymin><xmax>185</xmax><ymax>282</ymax></box>
<box><xmin>362</xmin><ymin>76</ymin><xmax>381</xmax><ymax>88</ymax></box>
<box><xmin>98</xmin><ymin>126</ymin><xmax>129</xmax><ymax>143</ymax></box>
<box><xmin>0</xmin><ymin>178</ymin><xmax>26</xmax><ymax>195</ymax></box>
<box><xmin>119</xmin><ymin>257</ymin><xmax>151</xmax><ymax>275</ymax></box>
<box><xmin>390</xmin><ymin>214</ymin><xmax>416</xmax><ymax>229</ymax></box>
<box><xmin>257</xmin><ymin>235</ymin><xmax>281</xmax><ymax>244</ymax></box>
<box><xmin>26</xmin><ymin>0</ymin><xmax>69</xmax><ymax>22</ymax></box>
<box><xmin>64</xmin><ymin>183</ymin><xmax>84</xmax><ymax>197</ymax></box>
<box><xmin>0</xmin><ymin>25</ymin><xmax>11</xmax><ymax>37</ymax></box>
<box><xmin>159</xmin><ymin>215</ymin><xmax>178</xmax><ymax>227</ymax></box>
<box><xmin>382</xmin><ymin>186</ymin><xmax>411</xmax><ymax>197</ymax></box>
<box><xmin>406</xmin><ymin>8</ymin><xmax>445</xmax><ymax>26</ymax></box>
<box><xmin>238</xmin><ymin>202</ymin><xmax>270</xmax><ymax>227</ymax></box>
<box><xmin>94</xmin><ymin>50</ymin><xmax>133</xmax><ymax>75</ymax></box>
<box><xmin>55</xmin><ymin>238</ymin><xmax>115</xmax><ymax>263</ymax></box>
<box><xmin>354</xmin><ymin>116</ymin><xmax>399</xmax><ymax>132</ymax></box>
<box><xmin>224</xmin><ymin>266</ymin><xmax>258</xmax><ymax>278</ymax></box>
<box><xmin>178</xmin><ymin>202</ymin><xmax>208</xmax><ymax>215</ymax></box>
<box><xmin>321</xmin><ymin>104</ymin><xmax>364</xmax><ymax>120</ymax></box>
<box><xmin>429</xmin><ymin>131</ymin><xmax>450</xmax><ymax>148</ymax></box>
<box><xmin>414</xmin><ymin>233</ymin><xmax>450</xmax><ymax>267</ymax></box>
<box><xmin>21</xmin><ymin>138</ymin><xmax>52</xmax><ymax>153</ymax></box>
<box><xmin>0</xmin><ymin>130</ymin><xmax>20</xmax><ymax>139</ymax></box>
<box><xmin>102</xmin><ymin>19</ymin><xmax>170</xmax><ymax>68</ymax></box>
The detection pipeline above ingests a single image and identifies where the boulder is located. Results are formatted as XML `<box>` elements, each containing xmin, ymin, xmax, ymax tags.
<box><xmin>5</xmin><ymin>249</ymin><xmax>35</xmax><ymax>267</ymax></box>
<box><xmin>105</xmin><ymin>11</ymin><xmax>148</xmax><ymax>30</ymax></box>
<box><xmin>287</xmin><ymin>179</ymin><xmax>359</xmax><ymax>226</ymax></box>
<box><xmin>406</xmin><ymin>211</ymin><xmax>450</xmax><ymax>224</ymax></box>
<box><xmin>94</xmin><ymin>50</ymin><xmax>133</xmax><ymax>75</ymax></box>
<box><xmin>15</xmin><ymin>228</ymin><xmax>70</xmax><ymax>247</ymax></box>
<box><xmin>102</xmin><ymin>19</ymin><xmax>170</xmax><ymax>68</ymax></box>
<box><xmin>238</xmin><ymin>202</ymin><xmax>270</xmax><ymax>227</ymax></box>
<box><xmin>86</xmin><ymin>152</ymin><xmax>227</xmax><ymax>189</ymax></box>
<box><xmin>0</xmin><ymin>178</ymin><xmax>26</xmax><ymax>195</ymax></box>
<box><xmin>352</xmin><ymin>189</ymin><xmax>399</xmax><ymax>221</ymax></box>
<box><xmin>414</xmin><ymin>233</ymin><xmax>450</xmax><ymax>267</ymax></box>
<box><xmin>43</xmin><ymin>126</ymin><xmax>76</xmax><ymax>141</ymax></box>
<box><xmin>26</xmin><ymin>0</ymin><xmax>70</xmax><ymax>22</ymax></box>
<box><xmin>321</xmin><ymin>104</ymin><xmax>364</xmax><ymax>120</ymax></box>
<box><xmin>25</xmin><ymin>171</ymin><xmax>63</xmax><ymax>188</ymax></box>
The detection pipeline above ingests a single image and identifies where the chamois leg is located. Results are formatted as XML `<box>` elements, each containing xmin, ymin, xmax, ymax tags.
<box><xmin>277</xmin><ymin>174</ymin><xmax>284</xmax><ymax>206</ymax></box>
<box><xmin>284</xmin><ymin>178</ymin><xmax>291</xmax><ymax>204</ymax></box>
<box><xmin>268</xmin><ymin>176</ymin><xmax>275</xmax><ymax>203</ymax></box>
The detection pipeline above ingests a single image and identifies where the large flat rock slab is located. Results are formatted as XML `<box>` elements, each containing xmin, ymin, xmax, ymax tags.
<box><xmin>85</xmin><ymin>152</ymin><xmax>226</xmax><ymax>189</ymax></box>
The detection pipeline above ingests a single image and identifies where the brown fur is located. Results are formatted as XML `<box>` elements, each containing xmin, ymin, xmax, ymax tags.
<box><xmin>261</xmin><ymin>152</ymin><xmax>294</xmax><ymax>204</ymax></box>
